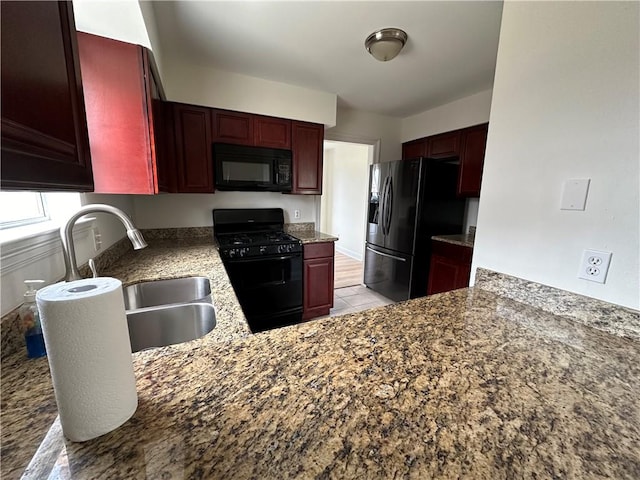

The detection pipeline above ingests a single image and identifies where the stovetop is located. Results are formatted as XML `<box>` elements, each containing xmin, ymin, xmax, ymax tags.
<box><xmin>216</xmin><ymin>230</ymin><xmax>302</xmax><ymax>259</ymax></box>
<box><xmin>217</xmin><ymin>231</ymin><xmax>299</xmax><ymax>248</ymax></box>
<box><xmin>213</xmin><ymin>208</ymin><xmax>302</xmax><ymax>259</ymax></box>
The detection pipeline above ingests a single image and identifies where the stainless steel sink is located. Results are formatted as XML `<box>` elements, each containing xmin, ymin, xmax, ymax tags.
<box><xmin>127</xmin><ymin>302</ymin><xmax>216</xmax><ymax>353</ymax></box>
<box><xmin>123</xmin><ymin>276</ymin><xmax>211</xmax><ymax>310</ymax></box>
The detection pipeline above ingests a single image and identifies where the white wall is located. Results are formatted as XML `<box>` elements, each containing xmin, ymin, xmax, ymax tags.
<box><xmin>401</xmin><ymin>89</ymin><xmax>493</xmax><ymax>142</ymax></box>
<box><xmin>163</xmin><ymin>61</ymin><xmax>337</xmax><ymax>127</ymax></box>
<box><xmin>326</xmin><ymin>107</ymin><xmax>402</xmax><ymax>163</ymax></box>
<box><xmin>73</xmin><ymin>0</ymin><xmax>150</xmax><ymax>48</ymax></box>
<box><xmin>138</xmin><ymin>0</ymin><xmax>165</xmax><ymax>79</ymax></box>
<box><xmin>321</xmin><ymin>142</ymin><xmax>371</xmax><ymax>260</ymax></box>
<box><xmin>81</xmin><ymin>194</ymin><xmax>136</xmax><ymax>249</ymax></box>
<box><xmin>132</xmin><ymin>193</ymin><xmax>317</xmax><ymax>229</ymax></box>
<box><xmin>472</xmin><ymin>1</ymin><xmax>640</xmax><ymax>309</ymax></box>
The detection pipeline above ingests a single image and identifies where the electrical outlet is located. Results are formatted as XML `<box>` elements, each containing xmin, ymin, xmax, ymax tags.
<box><xmin>92</xmin><ymin>228</ymin><xmax>102</xmax><ymax>252</ymax></box>
<box><xmin>578</xmin><ymin>249</ymin><xmax>612</xmax><ymax>283</ymax></box>
<box><xmin>294</xmin><ymin>209</ymin><xmax>300</xmax><ymax>219</ymax></box>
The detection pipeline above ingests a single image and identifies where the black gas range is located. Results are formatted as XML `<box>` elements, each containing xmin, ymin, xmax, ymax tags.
<box><xmin>216</xmin><ymin>230</ymin><xmax>302</xmax><ymax>260</ymax></box>
<box><xmin>213</xmin><ymin>208</ymin><xmax>303</xmax><ymax>332</ymax></box>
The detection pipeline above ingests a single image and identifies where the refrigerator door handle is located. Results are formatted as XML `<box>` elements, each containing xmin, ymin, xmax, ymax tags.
<box><xmin>384</xmin><ymin>176</ymin><xmax>394</xmax><ymax>234</ymax></box>
<box><xmin>380</xmin><ymin>175</ymin><xmax>390</xmax><ymax>235</ymax></box>
<box><xmin>366</xmin><ymin>246</ymin><xmax>407</xmax><ymax>262</ymax></box>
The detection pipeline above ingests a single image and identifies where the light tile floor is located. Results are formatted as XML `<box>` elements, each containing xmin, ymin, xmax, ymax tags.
<box><xmin>329</xmin><ymin>285</ymin><xmax>394</xmax><ymax>317</ymax></box>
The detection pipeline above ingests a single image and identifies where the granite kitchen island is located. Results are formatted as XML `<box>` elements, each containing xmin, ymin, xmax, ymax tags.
<box><xmin>3</xmin><ymin>235</ymin><xmax>639</xmax><ymax>479</ymax></box>
<box><xmin>20</xmin><ymin>284</ymin><xmax>640</xmax><ymax>478</ymax></box>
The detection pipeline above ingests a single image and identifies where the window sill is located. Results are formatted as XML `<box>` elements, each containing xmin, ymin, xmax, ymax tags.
<box><xmin>1</xmin><ymin>218</ymin><xmax>95</xmax><ymax>275</ymax></box>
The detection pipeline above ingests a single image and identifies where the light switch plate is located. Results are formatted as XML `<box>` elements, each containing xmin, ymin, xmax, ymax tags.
<box><xmin>561</xmin><ymin>178</ymin><xmax>590</xmax><ymax>210</ymax></box>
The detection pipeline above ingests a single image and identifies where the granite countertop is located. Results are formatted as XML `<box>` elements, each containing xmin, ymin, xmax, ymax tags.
<box><xmin>16</xmin><ymin>279</ymin><xmax>640</xmax><ymax>478</ymax></box>
<box><xmin>431</xmin><ymin>233</ymin><xmax>475</xmax><ymax>248</ymax></box>
<box><xmin>288</xmin><ymin>229</ymin><xmax>339</xmax><ymax>244</ymax></box>
<box><xmin>0</xmin><ymin>238</ymin><xmax>251</xmax><ymax>480</ymax></box>
<box><xmin>4</xmin><ymin>236</ymin><xmax>640</xmax><ymax>479</ymax></box>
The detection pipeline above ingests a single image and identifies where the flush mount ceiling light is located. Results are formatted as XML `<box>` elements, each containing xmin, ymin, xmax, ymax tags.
<box><xmin>365</xmin><ymin>28</ymin><xmax>408</xmax><ymax>62</ymax></box>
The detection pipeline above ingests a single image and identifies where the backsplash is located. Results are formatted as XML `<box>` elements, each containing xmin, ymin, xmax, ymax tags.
<box><xmin>284</xmin><ymin>222</ymin><xmax>315</xmax><ymax>234</ymax></box>
<box><xmin>140</xmin><ymin>227</ymin><xmax>213</xmax><ymax>240</ymax></box>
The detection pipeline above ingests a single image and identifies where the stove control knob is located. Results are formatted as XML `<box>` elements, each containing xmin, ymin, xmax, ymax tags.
<box><xmin>260</xmin><ymin>246</ymin><xmax>267</xmax><ymax>254</ymax></box>
<box><xmin>228</xmin><ymin>249</ymin><xmax>236</xmax><ymax>258</ymax></box>
<box><xmin>279</xmin><ymin>244</ymin><xmax>292</xmax><ymax>254</ymax></box>
<box><xmin>239</xmin><ymin>248</ymin><xmax>248</xmax><ymax>257</ymax></box>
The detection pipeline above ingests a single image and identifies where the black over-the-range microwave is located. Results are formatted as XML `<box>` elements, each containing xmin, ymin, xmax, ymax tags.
<box><xmin>213</xmin><ymin>143</ymin><xmax>292</xmax><ymax>192</ymax></box>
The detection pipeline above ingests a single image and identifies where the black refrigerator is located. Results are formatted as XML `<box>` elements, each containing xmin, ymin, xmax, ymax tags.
<box><xmin>364</xmin><ymin>157</ymin><xmax>466</xmax><ymax>301</ymax></box>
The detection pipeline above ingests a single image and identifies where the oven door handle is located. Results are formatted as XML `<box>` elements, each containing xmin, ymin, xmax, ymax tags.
<box><xmin>225</xmin><ymin>254</ymin><xmax>300</xmax><ymax>263</ymax></box>
<box><xmin>366</xmin><ymin>246</ymin><xmax>406</xmax><ymax>262</ymax></box>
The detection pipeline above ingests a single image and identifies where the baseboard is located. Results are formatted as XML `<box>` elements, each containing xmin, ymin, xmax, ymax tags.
<box><xmin>335</xmin><ymin>245</ymin><xmax>362</xmax><ymax>262</ymax></box>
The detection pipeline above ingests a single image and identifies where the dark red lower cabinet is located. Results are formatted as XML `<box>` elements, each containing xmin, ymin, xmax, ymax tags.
<box><xmin>303</xmin><ymin>242</ymin><xmax>335</xmax><ymax>320</ymax></box>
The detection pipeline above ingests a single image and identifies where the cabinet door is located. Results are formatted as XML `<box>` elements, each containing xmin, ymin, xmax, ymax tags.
<box><xmin>291</xmin><ymin>121</ymin><xmax>324</xmax><ymax>194</ymax></box>
<box><xmin>78</xmin><ymin>32</ymin><xmax>158</xmax><ymax>194</ymax></box>
<box><xmin>173</xmin><ymin>103</ymin><xmax>214</xmax><ymax>193</ymax></box>
<box><xmin>427</xmin><ymin>255</ymin><xmax>471</xmax><ymax>295</ymax></box>
<box><xmin>303</xmin><ymin>256</ymin><xmax>335</xmax><ymax>320</ymax></box>
<box><xmin>303</xmin><ymin>242</ymin><xmax>335</xmax><ymax>320</ymax></box>
<box><xmin>254</xmin><ymin>115</ymin><xmax>291</xmax><ymax>149</ymax></box>
<box><xmin>160</xmin><ymin>101</ymin><xmax>177</xmax><ymax>193</ymax></box>
<box><xmin>427</xmin><ymin>241</ymin><xmax>472</xmax><ymax>295</ymax></box>
<box><xmin>457</xmin><ymin>123</ymin><xmax>488</xmax><ymax>197</ymax></box>
<box><xmin>148</xmin><ymin>64</ymin><xmax>174</xmax><ymax>193</ymax></box>
<box><xmin>427</xmin><ymin>131</ymin><xmax>461</xmax><ymax>158</ymax></box>
<box><xmin>1</xmin><ymin>1</ymin><xmax>93</xmax><ymax>191</ymax></box>
<box><xmin>402</xmin><ymin>139</ymin><xmax>427</xmax><ymax>160</ymax></box>
<box><xmin>212</xmin><ymin>110</ymin><xmax>253</xmax><ymax>145</ymax></box>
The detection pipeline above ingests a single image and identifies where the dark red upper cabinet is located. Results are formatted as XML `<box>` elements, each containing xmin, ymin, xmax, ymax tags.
<box><xmin>427</xmin><ymin>130</ymin><xmax>461</xmax><ymax>158</ymax></box>
<box><xmin>291</xmin><ymin>121</ymin><xmax>324</xmax><ymax>194</ymax></box>
<box><xmin>173</xmin><ymin>103</ymin><xmax>214</xmax><ymax>193</ymax></box>
<box><xmin>212</xmin><ymin>110</ymin><xmax>253</xmax><ymax>145</ymax></box>
<box><xmin>402</xmin><ymin>138</ymin><xmax>427</xmax><ymax>160</ymax></box>
<box><xmin>457</xmin><ymin>123</ymin><xmax>488</xmax><ymax>197</ymax></box>
<box><xmin>254</xmin><ymin>115</ymin><xmax>291</xmax><ymax>149</ymax></box>
<box><xmin>77</xmin><ymin>32</ymin><xmax>169</xmax><ymax>194</ymax></box>
<box><xmin>150</xmin><ymin>71</ymin><xmax>174</xmax><ymax>193</ymax></box>
<box><xmin>1</xmin><ymin>1</ymin><xmax>93</xmax><ymax>191</ymax></box>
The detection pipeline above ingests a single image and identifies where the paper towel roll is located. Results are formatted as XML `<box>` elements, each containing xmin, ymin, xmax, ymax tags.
<box><xmin>36</xmin><ymin>277</ymin><xmax>137</xmax><ymax>442</ymax></box>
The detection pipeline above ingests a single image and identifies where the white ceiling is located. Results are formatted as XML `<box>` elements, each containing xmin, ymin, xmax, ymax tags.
<box><xmin>151</xmin><ymin>1</ymin><xmax>503</xmax><ymax>118</ymax></box>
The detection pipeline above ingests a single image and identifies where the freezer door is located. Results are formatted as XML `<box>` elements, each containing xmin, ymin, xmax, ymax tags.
<box><xmin>363</xmin><ymin>243</ymin><xmax>413</xmax><ymax>302</ymax></box>
<box><xmin>366</xmin><ymin>162</ymin><xmax>390</xmax><ymax>248</ymax></box>
<box><xmin>383</xmin><ymin>159</ymin><xmax>421</xmax><ymax>254</ymax></box>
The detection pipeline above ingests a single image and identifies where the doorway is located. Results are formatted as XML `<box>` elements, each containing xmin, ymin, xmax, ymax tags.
<box><xmin>320</xmin><ymin>140</ymin><xmax>374</xmax><ymax>288</ymax></box>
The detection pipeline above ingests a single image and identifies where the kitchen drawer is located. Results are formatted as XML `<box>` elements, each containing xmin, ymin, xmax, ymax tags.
<box><xmin>303</xmin><ymin>242</ymin><xmax>334</xmax><ymax>260</ymax></box>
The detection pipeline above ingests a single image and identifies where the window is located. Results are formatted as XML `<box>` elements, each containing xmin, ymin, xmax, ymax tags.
<box><xmin>0</xmin><ymin>192</ymin><xmax>82</xmax><ymax>243</ymax></box>
<box><xmin>0</xmin><ymin>192</ymin><xmax>49</xmax><ymax>229</ymax></box>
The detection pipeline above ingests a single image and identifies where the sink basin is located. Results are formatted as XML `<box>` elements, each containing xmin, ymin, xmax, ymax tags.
<box><xmin>127</xmin><ymin>302</ymin><xmax>216</xmax><ymax>352</ymax></box>
<box><xmin>123</xmin><ymin>276</ymin><xmax>211</xmax><ymax>310</ymax></box>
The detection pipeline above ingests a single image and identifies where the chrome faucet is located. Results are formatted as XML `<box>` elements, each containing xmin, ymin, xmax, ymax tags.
<box><xmin>61</xmin><ymin>204</ymin><xmax>147</xmax><ymax>282</ymax></box>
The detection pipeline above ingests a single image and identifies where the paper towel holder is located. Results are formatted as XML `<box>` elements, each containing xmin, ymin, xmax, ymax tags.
<box><xmin>61</xmin><ymin>204</ymin><xmax>147</xmax><ymax>282</ymax></box>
